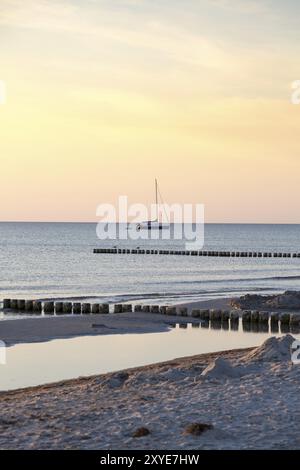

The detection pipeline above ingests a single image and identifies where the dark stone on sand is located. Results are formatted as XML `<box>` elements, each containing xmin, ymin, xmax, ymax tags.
<box><xmin>132</xmin><ymin>427</ymin><xmax>151</xmax><ymax>438</ymax></box>
<box><xmin>183</xmin><ymin>423</ymin><xmax>213</xmax><ymax>436</ymax></box>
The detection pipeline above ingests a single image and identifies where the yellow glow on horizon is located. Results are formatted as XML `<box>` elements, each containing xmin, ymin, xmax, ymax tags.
<box><xmin>1</xmin><ymin>0</ymin><xmax>300</xmax><ymax>222</ymax></box>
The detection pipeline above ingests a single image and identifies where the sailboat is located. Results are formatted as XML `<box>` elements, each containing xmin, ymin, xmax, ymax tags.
<box><xmin>136</xmin><ymin>179</ymin><xmax>169</xmax><ymax>231</ymax></box>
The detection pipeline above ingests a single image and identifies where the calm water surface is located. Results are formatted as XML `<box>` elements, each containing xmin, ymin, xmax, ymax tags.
<box><xmin>0</xmin><ymin>222</ymin><xmax>300</xmax><ymax>306</ymax></box>
<box><xmin>1</xmin><ymin>223</ymin><xmax>299</xmax><ymax>390</ymax></box>
<box><xmin>1</xmin><ymin>321</ymin><xmax>299</xmax><ymax>391</ymax></box>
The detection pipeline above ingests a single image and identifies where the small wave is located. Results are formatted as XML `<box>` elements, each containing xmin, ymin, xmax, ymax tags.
<box><xmin>36</xmin><ymin>286</ymin><xmax>279</xmax><ymax>303</ymax></box>
<box><xmin>167</xmin><ymin>275</ymin><xmax>300</xmax><ymax>285</ymax></box>
<box><xmin>270</xmin><ymin>275</ymin><xmax>300</xmax><ymax>280</ymax></box>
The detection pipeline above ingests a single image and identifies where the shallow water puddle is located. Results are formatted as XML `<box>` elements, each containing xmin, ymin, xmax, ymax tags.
<box><xmin>1</xmin><ymin>322</ymin><xmax>299</xmax><ymax>391</ymax></box>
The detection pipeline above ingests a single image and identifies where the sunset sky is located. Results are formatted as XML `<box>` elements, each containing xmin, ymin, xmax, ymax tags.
<box><xmin>0</xmin><ymin>0</ymin><xmax>300</xmax><ymax>222</ymax></box>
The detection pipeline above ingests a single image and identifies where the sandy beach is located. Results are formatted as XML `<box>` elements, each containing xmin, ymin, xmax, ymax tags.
<box><xmin>1</xmin><ymin>294</ymin><xmax>300</xmax><ymax>449</ymax></box>
<box><xmin>0</xmin><ymin>335</ymin><xmax>298</xmax><ymax>450</ymax></box>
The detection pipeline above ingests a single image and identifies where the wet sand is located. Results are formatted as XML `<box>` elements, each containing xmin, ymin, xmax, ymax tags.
<box><xmin>178</xmin><ymin>297</ymin><xmax>232</xmax><ymax>312</ymax></box>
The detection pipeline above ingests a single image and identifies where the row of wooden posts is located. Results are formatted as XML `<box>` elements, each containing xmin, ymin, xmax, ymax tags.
<box><xmin>93</xmin><ymin>248</ymin><xmax>300</xmax><ymax>258</ymax></box>
<box><xmin>2</xmin><ymin>299</ymin><xmax>300</xmax><ymax>325</ymax></box>
<box><xmin>190</xmin><ymin>308</ymin><xmax>300</xmax><ymax>326</ymax></box>
<box><xmin>2</xmin><ymin>299</ymin><xmax>110</xmax><ymax>315</ymax></box>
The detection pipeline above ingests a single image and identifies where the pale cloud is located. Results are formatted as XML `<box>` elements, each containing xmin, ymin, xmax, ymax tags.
<box><xmin>1</xmin><ymin>0</ymin><xmax>299</xmax><ymax>111</ymax></box>
<box><xmin>208</xmin><ymin>0</ymin><xmax>271</xmax><ymax>14</ymax></box>
<box><xmin>0</xmin><ymin>0</ymin><xmax>84</xmax><ymax>32</ymax></box>
<box><xmin>0</xmin><ymin>0</ymin><xmax>231</xmax><ymax>71</ymax></box>
<box><xmin>1</xmin><ymin>0</ymin><xmax>299</xmax><ymax>108</ymax></box>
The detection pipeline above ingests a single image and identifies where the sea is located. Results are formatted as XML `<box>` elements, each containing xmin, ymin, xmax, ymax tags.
<box><xmin>0</xmin><ymin>222</ymin><xmax>300</xmax><ymax>306</ymax></box>
<box><xmin>1</xmin><ymin>222</ymin><xmax>300</xmax><ymax>389</ymax></box>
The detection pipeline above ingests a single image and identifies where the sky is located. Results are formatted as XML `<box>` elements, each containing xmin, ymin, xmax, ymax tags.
<box><xmin>0</xmin><ymin>0</ymin><xmax>300</xmax><ymax>223</ymax></box>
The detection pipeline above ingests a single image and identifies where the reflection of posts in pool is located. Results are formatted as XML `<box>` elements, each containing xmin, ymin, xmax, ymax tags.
<box><xmin>230</xmin><ymin>311</ymin><xmax>239</xmax><ymax>331</ymax></box>
<box><xmin>270</xmin><ymin>322</ymin><xmax>279</xmax><ymax>334</ymax></box>
<box><xmin>209</xmin><ymin>309</ymin><xmax>223</xmax><ymax>322</ymax></box>
<box><xmin>191</xmin><ymin>309</ymin><xmax>200</xmax><ymax>319</ymax></box>
<box><xmin>280</xmin><ymin>322</ymin><xmax>291</xmax><ymax>334</ymax></box>
<box><xmin>258</xmin><ymin>311</ymin><xmax>269</xmax><ymax>326</ymax></box>
<box><xmin>210</xmin><ymin>320</ymin><xmax>222</xmax><ymax>330</ymax></box>
<box><xmin>242</xmin><ymin>321</ymin><xmax>251</xmax><ymax>332</ymax></box>
<box><xmin>250</xmin><ymin>322</ymin><xmax>260</xmax><ymax>333</ymax></box>
<box><xmin>221</xmin><ymin>311</ymin><xmax>230</xmax><ymax>322</ymax></box>
<box><xmin>270</xmin><ymin>312</ymin><xmax>279</xmax><ymax>324</ymax></box>
<box><xmin>191</xmin><ymin>310</ymin><xmax>294</xmax><ymax>334</ymax></box>
<box><xmin>242</xmin><ymin>310</ymin><xmax>251</xmax><ymax>332</ymax></box>
<box><xmin>242</xmin><ymin>311</ymin><xmax>251</xmax><ymax>323</ymax></box>
<box><xmin>230</xmin><ymin>319</ymin><xmax>239</xmax><ymax>331</ymax></box>
<box><xmin>280</xmin><ymin>313</ymin><xmax>290</xmax><ymax>330</ymax></box>
<box><xmin>258</xmin><ymin>322</ymin><xmax>269</xmax><ymax>333</ymax></box>
<box><xmin>270</xmin><ymin>312</ymin><xmax>279</xmax><ymax>333</ymax></box>
<box><xmin>290</xmin><ymin>324</ymin><xmax>300</xmax><ymax>335</ymax></box>
<box><xmin>245</xmin><ymin>321</ymin><xmax>269</xmax><ymax>333</ymax></box>
<box><xmin>251</xmin><ymin>310</ymin><xmax>259</xmax><ymax>323</ymax></box>
<box><xmin>221</xmin><ymin>311</ymin><xmax>229</xmax><ymax>331</ymax></box>
<box><xmin>290</xmin><ymin>314</ymin><xmax>300</xmax><ymax>334</ymax></box>
<box><xmin>199</xmin><ymin>309</ymin><xmax>210</xmax><ymax>321</ymax></box>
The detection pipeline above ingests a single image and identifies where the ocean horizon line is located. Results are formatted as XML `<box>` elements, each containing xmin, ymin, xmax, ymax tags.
<box><xmin>0</xmin><ymin>220</ymin><xmax>300</xmax><ymax>225</ymax></box>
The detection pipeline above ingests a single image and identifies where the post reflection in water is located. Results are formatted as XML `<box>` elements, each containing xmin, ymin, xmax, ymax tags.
<box><xmin>169</xmin><ymin>318</ymin><xmax>299</xmax><ymax>335</ymax></box>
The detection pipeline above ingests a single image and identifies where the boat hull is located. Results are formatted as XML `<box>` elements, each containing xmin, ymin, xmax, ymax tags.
<box><xmin>136</xmin><ymin>222</ymin><xmax>169</xmax><ymax>231</ymax></box>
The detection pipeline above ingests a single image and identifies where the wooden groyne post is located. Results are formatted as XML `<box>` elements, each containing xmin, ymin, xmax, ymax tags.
<box><xmin>93</xmin><ymin>248</ymin><xmax>300</xmax><ymax>259</ymax></box>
